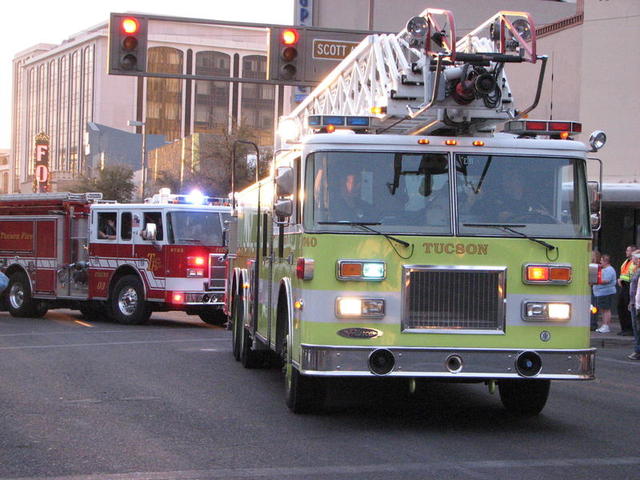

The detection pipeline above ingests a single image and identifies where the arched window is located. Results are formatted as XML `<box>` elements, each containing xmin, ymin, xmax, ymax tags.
<box><xmin>146</xmin><ymin>47</ymin><xmax>184</xmax><ymax>141</ymax></box>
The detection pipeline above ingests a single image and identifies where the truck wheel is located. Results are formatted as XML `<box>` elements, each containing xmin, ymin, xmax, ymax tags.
<box><xmin>498</xmin><ymin>379</ymin><xmax>550</xmax><ymax>416</ymax></box>
<box><xmin>32</xmin><ymin>302</ymin><xmax>48</xmax><ymax>318</ymax></box>
<box><xmin>231</xmin><ymin>297</ymin><xmax>242</xmax><ymax>361</ymax></box>
<box><xmin>7</xmin><ymin>271</ymin><xmax>37</xmax><ymax>318</ymax></box>
<box><xmin>284</xmin><ymin>331</ymin><xmax>325</xmax><ymax>413</ymax></box>
<box><xmin>110</xmin><ymin>275</ymin><xmax>151</xmax><ymax>325</ymax></box>
<box><xmin>198</xmin><ymin>309</ymin><xmax>227</xmax><ymax>326</ymax></box>
<box><xmin>240</xmin><ymin>324</ymin><xmax>262</xmax><ymax>369</ymax></box>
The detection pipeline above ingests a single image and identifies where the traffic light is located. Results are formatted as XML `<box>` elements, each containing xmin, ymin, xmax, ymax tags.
<box><xmin>268</xmin><ymin>27</ymin><xmax>303</xmax><ymax>83</ymax></box>
<box><xmin>108</xmin><ymin>13</ymin><xmax>148</xmax><ymax>75</ymax></box>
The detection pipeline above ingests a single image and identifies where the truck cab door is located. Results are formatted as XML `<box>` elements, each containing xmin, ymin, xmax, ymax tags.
<box><xmin>67</xmin><ymin>214</ymin><xmax>89</xmax><ymax>297</ymax></box>
<box><xmin>133</xmin><ymin>210</ymin><xmax>165</xmax><ymax>300</ymax></box>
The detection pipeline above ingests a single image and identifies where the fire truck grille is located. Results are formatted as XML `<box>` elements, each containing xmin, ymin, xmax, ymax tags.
<box><xmin>402</xmin><ymin>266</ymin><xmax>506</xmax><ymax>332</ymax></box>
<box><xmin>208</xmin><ymin>253</ymin><xmax>226</xmax><ymax>291</ymax></box>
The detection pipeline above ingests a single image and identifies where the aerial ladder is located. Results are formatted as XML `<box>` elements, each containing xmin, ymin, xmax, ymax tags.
<box><xmin>284</xmin><ymin>9</ymin><xmax>546</xmax><ymax>137</ymax></box>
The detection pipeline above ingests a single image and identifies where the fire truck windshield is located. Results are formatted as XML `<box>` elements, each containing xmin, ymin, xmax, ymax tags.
<box><xmin>304</xmin><ymin>151</ymin><xmax>590</xmax><ymax>238</ymax></box>
<box><xmin>305</xmin><ymin>151</ymin><xmax>452</xmax><ymax>235</ymax></box>
<box><xmin>167</xmin><ymin>210</ymin><xmax>225</xmax><ymax>245</ymax></box>
<box><xmin>456</xmin><ymin>154</ymin><xmax>590</xmax><ymax>238</ymax></box>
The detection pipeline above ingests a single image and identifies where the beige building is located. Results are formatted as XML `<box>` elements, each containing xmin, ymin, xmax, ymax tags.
<box><xmin>11</xmin><ymin>18</ymin><xmax>279</xmax><ymax>195</ymax></box>
<box><xmin>308</xmin><ymin>0</ymin><xmax>639</xmax><ymax>263</ymax></box>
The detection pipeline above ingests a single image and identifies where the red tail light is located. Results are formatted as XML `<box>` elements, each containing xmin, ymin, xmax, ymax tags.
<box><xmin>296</xmin><ymin>258</ymin><xmax>315</xmax><ymax>280</ymax></box>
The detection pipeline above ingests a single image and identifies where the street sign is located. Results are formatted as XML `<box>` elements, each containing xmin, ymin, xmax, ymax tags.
<box><xmin>312</xmin><ymin>39</ymin><xmax>359</xmax><ymax>60</ymax></box>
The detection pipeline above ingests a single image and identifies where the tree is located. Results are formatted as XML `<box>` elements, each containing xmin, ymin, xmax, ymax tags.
<box><xmin>69</xmin><ymin>164</ymin><xmax>136</xmax><ymax>203</ymax></box>
<box><xmin>149</xmin><ymin>123</ymin><xmax>272</xmax><ymax>198</ymax></box>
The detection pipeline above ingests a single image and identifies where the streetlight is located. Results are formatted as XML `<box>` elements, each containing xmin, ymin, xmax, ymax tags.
<box><xmin>128</xmin><ymin>120</ymin><xmax>146</xmax><ymax>200</ymax></box>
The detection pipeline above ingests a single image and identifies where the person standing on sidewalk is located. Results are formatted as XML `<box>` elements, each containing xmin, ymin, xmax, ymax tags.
<box><xmin>617</xmin><ymin>245</ymin><xmax>637</xmax><ymax>336</ymax></box>
<box><xmin>627</xmin><ymin>250</ymin><xmax>640</xmax><ymax>360</ymax></box>
<box><xmin>594</xmin><ymin>254</ymin><xmax>617</xmax><ymax>333</ymax></box>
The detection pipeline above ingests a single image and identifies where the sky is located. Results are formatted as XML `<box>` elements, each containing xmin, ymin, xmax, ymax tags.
<box><xmin>0</xmin><ymin>0</ymin><xmax>294</xmax><ymax>149</ymax></box>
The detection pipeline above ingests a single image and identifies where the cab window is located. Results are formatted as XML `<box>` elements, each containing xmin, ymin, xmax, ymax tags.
<box><xmin>97</xmin><ymin>212</ymin><xmax>117</xmax><ymax>240</ymax></box>
<box><xmin>142</xmin><ymin>212</ymin><xmax>163</xmax><ymax>241</ymax></box>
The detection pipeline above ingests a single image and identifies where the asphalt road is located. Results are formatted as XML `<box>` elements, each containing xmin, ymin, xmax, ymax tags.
<box><xmin>1</xmin><ymin>309</ymin><xmax>639</xmax><ymax>480</ymax></box>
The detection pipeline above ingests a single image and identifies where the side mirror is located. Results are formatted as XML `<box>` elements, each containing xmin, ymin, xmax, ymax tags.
<box><xmin>275</xmin><ymin>199</ymin><xmax>293</xmax><ymax>219</ymax></box>
<box><xmin>142</xmin><ymin>223</ymin><xmax>157</xmax><ymax>241</ymax></box>
<box><xmin>587</xmin><ymin>177</ymin><xmax>602</xmax><ymax>232</ymax></box>
<box><xmin>276</xmin><ymin>167</ymin><xmax>295</xmax><ymax>197</ymax></box>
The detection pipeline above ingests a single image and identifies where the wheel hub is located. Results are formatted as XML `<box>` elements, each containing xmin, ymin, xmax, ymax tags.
<box><xmin>9</xmin><ymin>284</ymin><xmax>24</xmax><ymax>309</ymax></box>
<box><xmin>118</xmin><ymin>287</ymin><xmax>138</xmax><ymax>315</ymax></box>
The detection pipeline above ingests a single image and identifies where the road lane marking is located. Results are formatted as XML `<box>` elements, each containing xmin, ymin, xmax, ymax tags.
<box><xmin>7</xmin><ymin>457</ymin><xmax>640</xmax><ymax>480</ymax></box>
<box><xmin>0</xmin><ymin>338</ymin><xmax>227</xmax><ymax>351</ymax></box>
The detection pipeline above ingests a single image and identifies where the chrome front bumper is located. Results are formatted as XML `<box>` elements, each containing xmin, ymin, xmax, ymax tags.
<box><xmin>300</xmin><ymin>345</ymin><xmax>595</xmax><ymax>380</ymax></box>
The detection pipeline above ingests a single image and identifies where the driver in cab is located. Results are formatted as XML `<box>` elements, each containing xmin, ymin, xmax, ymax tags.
<box><xmin>474</xmin><ymin>171</ymin><xmax>551</xmax><ymax>223</ymax></box>
<box><xmin>332</xmin><ymin>169</ymin><xmax>375</xmax><ymax>221</ymax></box>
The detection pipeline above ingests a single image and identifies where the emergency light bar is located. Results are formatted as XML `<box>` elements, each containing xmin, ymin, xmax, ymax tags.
<box><xmin>307</xmin><ymin>115</ymin><xmax>371</xmax><ymax>131</ymax></box>
<box><xmin>504</xmin><ymin>120</ymin><xmax>582</xmax><ymax>137</ymax></box>
<box><xmin>147</xmin><ymin>188</ymin><xmax>230</xmax><ymax>206</ymax></box>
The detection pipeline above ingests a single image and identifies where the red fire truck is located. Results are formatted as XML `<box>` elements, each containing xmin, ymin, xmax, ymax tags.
<box><xmin>0</xmin><ymin>189</ymin><xmax>230</xmax><ymax>325</ymax></box>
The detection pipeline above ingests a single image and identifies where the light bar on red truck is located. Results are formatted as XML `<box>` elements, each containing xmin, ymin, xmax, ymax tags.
<box><xmin>503</xmin><ymin>120</ymin><xmax>582</xmax><ymax>138</ymax></box>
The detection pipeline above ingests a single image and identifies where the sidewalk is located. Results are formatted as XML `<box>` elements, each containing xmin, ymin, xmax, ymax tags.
<box><xmin>590</xmin><ymin>324</ymin><xmax>636</xmax><ymax>348</ymax></box>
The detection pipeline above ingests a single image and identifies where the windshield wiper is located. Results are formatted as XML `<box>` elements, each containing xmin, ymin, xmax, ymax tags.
<box><xmin>463</xmin><ymin>223</ymin><xmax>556</xmax><ymax>251</ymax></box>
<box><xmin>318</xmin><ymin>221</ymin><xmax>410</xmax><ymax>248</ymax></box>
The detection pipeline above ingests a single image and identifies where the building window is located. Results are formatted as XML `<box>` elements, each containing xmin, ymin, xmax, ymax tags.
<box><xmin>240</xmin><ymin>55</ymin><xmax>275</xmax><ymax>144</ymax></box>
<box><xmin>194</xmin><ymin>51</ymin><xmax>231</xmax><ymax>134</ymax></box>
<box><xmin>146</xmin><ymin>47</ymin><xmax>184</xmax><ymax>142</ymax></box>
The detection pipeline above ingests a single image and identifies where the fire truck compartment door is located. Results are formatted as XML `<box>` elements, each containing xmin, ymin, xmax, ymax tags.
<box><xmin>34</xmin><ymin>219</ymin><xmax>57</xmax><ymax>294</ymax></box>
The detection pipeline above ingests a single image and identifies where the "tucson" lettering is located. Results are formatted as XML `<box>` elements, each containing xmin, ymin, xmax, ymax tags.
<box><xmin>422</xmin><ymin>242</ymin><xmax>488</xmax><ymax>255</ymax></box>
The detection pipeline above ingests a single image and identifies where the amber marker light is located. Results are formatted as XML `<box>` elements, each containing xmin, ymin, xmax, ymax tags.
<box><xmin>326</xmin><ymin>124</ymin><xmax>336</xmax><ymax>133</ymax></box>
<box><xmin>417</xmin><ymin>139</ymin><xmax>430</xmax><ymax>145</ymax></box>
<box><xmin>527</xmin><ymin>266</ymin><xmax>549</xmax><ymax>282</ymax></box>
<box><xmin>370</xmin><ymin>106</ymin><xmax>386</xmax><ymax>115</ymax></box>
<box><xmin>472</xmin><ymin>140</ymin><xmax>485</xmax><ymax>146</ymax></box>
<box><xmin>559</xmin><ymin>131</ymin><xmax>570</xmax><ymax>140</ymax></box>
<box><xmin>444</xmin><ymin>139</ymin><xmax>457</xmax><ymax>146</ymax></box>
<box><xmin>340</xmin><ymin>262</ymin><xmax>363</xmax><ymax>277</ymax></box>
<box><xmin>550</xmin><ymin>266</ymin><xmax>572</xmax><ymax>282</ymax></box>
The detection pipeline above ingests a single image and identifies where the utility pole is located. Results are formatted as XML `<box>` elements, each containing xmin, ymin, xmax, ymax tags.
<box><xmin>128</xmin><ymin>120</ymin><xmax>147</xmax><ymax>200</ymax></box>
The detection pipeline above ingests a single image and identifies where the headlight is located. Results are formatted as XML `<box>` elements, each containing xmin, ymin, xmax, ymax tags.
<box><xmin>336</xmin><ymin>297</ymin><xmax>385</xmax><ymax>318</ymax></box>
<box><xmin>523</xmin><ymin>302</ymin><xmax>571</xmax><ymax>322</ymax></box>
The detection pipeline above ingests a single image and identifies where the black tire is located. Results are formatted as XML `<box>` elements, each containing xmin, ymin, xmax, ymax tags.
<box><xmin>498</xmin><ymin>379</ymin><xmax>551</xmax><ymax>416</ymax></box>
<box><xmin>7</xmin><ymin>271</ymin><xmax>37</xmax><ymax>318</ymax></box>
<box><xmin>198</xmin><ymin>309</ymin><xmax>227</xmax><ymax>326</ymax></box>
<box><xmin>32</xmin><ymin>301</ymin><xmax>48</xmax><ymax>318</ymax></box>
<box><xmin>110</xmin><ymin>275</ymin><xmax>151</xmax><ymax>325</ymax></box>
<box><xmin>283</xmin><ymin>320</ymin><xmax>325</xmax><ymax>413</ymax></box>
<box><xmin>285</xmin><ymin>363</ymin><xmax>325</xmax><ymax>414</ymax></box>
<box><xmin>240</xmin><ymin>324</ymin><xmax>262</xmax><ymax>369</ymax></box>
<box><xmin>231</xmin><ymin>296</ymin><xmax>242</xmax><ymax>361</ymax></box>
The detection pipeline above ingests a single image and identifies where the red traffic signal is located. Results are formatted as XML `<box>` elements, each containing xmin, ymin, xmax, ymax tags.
<box><xmin>121</xmin><ymin>17</ymin><xmax>139</xmax><ymax>34</ymax></box>
<box><xmin>109</xmin><ymin>13</ymin><xmax>148</xmax><ymax>75</ymax></box>
<box><xmin>281</xmin><ymin>28</ymin><xmax>299</xmax><ymax>46</ymax></box>
<box><xmin>268</xmin><ymin>26</ymin><xmax>304</xmax><ymax>83</ymax></box>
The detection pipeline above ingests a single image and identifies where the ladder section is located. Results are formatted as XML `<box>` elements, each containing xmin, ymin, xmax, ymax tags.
<box><xmin>286</xmin><ymin>10</ymin><xmax>543</xmax><ymax>137</ymax></box>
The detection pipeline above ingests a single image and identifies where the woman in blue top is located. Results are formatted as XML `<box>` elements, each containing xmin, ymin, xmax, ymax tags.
<box><xmin>593</xmin><ymin>254</ymin><xmax>617</xmax><ymax>333</ymax></box>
